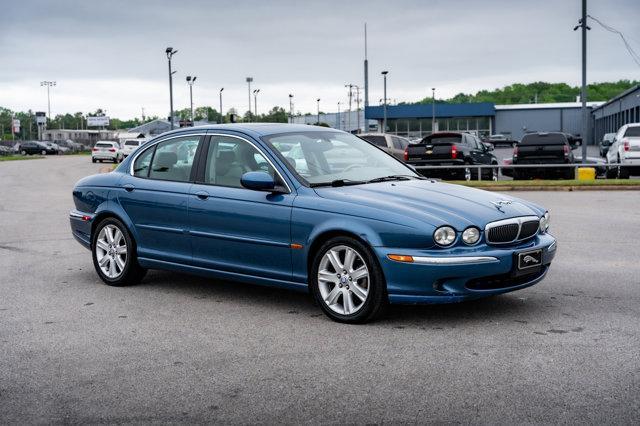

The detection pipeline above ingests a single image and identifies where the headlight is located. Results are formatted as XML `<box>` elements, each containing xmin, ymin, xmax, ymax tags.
<box><xmin>539</xmin><ymin>212</ymin><xmax>550</xmax><ymax>233</ymax></box>
<box><xmin>462</xmin><ymin>227</ymin><xmax>480</xmax><ymax>245</ymax></box>
<box><xmin>434</xmin><ymin>226</ymin><xmax>456</xmax><ymax>246</ymax></box>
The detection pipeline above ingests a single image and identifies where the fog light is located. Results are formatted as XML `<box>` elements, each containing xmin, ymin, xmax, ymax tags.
<box><xmin>462</xmin><ymin>227</ymin><xmax>480</xmax><ymax>245</ymax></box>
<box><xmin>434</xmin><ymin>226</ymin><xmax>456</xmax><ymax>246</ymax></box>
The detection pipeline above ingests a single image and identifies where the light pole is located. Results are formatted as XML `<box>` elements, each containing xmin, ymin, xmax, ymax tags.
<box><xmin>354</xmin><ymin>85</ymin><xmax>361</xmax><ymax>133</ymax></box>
<box><xmin>431</xmin><ymin>87</ymin><xmax>436</xmax><ymax>134</ymax></box>
<box><xmin>186</xmin><ymin>75</ymin><xmax>197</xmax><ymax>124</ymax></box>
<box><xmin>337</xmin><ymin>101</ymin><xmax>341</xmax><ymax>130</ymax></box>
<box><xmin>316</xmin><ymin>98</ymin><xmax>321</xmax><ymax>125</ymax></box>
<box><xmin>381</xmin><ymin>71</ymin><xmax>388</xmax><ymax>133</ymax></box>
<box><xmin>219</xmin><ymin>88</ymin><xmax>224</xmax><ymax>124</ymax></box>
<box><xmin>253</xmin><ymin>89</ymin><xmax>260</xmax><ymax>120</ymax></box>
<box><xmin>289</xmin><ymin>94</ymin><xmax>294</xmax><ymax>124</ymax></box>
<box><xmin>345</xmin><ymin>84</ymin><xmax>353</xmax><ymax>131</ymax></box>
<box><xmin>166</xmin><ymin>47</ymin><xmax>178</xmax><ymax>129</ymax></box>
<box><xmin>40</xmin><ymin>81</ymin><xmax>56</xmax><ymax>127</ymax></box>
<box><xmin>246</xmin><ymin>77</ymin><xmax>253</xmax><ymax>121</ymax></box>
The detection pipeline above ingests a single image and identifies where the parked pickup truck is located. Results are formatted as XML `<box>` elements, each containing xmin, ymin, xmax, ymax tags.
<box><xmin>405</xmin><ymin>132</ymin><xmax>499</xmax><ymax>180</ymax></box>
<box><xmin>512</xmin><ymin>132</ymin><xmax>579</xmax><ymax>180</ymax></box>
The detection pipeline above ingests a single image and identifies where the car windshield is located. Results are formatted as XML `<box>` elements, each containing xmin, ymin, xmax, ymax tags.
<box><xmin>95</xmin><ymin>143</ymin><xmax>113</xmax><ymax>148</ymax></box>
<box><xmin>263</xmin><ymin>131</ymin><xmax>418</xmax><ymax>186</ymax></box>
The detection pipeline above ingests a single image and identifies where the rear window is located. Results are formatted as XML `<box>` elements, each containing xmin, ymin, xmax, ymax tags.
<box><xmin>124</xmin><ymin>140</ymin><xmax>140</xmax><ymax>146</ymax></box>
<box><xmin>624</xmin><ymin>127</ymin><xmax>640</xmax><ymax>137</ymax></box>
<box><xmin>424</xmin><ymin>136</ymin><xmax>461</xmax><ymax>145</ymax></box>
<box><xmin>520</xmin><ymin>134</ymin><xmax>568</xmax><ymax>145</ymax></box>
<box><xmin>95</xmin><ymin>143</ymin><xmax>113</xmax><ymax>148</ymax></box>
<box><xmin>361</xmin><ymin>135</ymin><xmax>387</xmax><ymax>147</ymax></box>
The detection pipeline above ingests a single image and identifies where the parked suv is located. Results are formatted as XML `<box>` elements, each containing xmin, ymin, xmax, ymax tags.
<box><xmin>512</xmin><ymin>132</ymin><xmax>579</xmax><ymax>180</ymax></box>
<box><xmin>92</xmin><ymin>141</ymin><xmax>123</xmax><ymax>163</ymax></box>
<box><xmin>19</xmin><ymin>141</ymin><xmax>56</xmax><ymax>155</ymax></box>
<box><xmin>405</xmin><ymin>132</ymin><xmax>499</xmax><ymax>180</ymax></box>
<box><xmin>606</xmin><ymin>123</ymin><xmax>640</xmax><ymax>179</ymax></box>
<box><xmin>359</xmin><ymin>133</ymin><xmax>411</xmax><ymax>161</ymax></box>
<box><xmin>121</xmin><ymin>139</ymin><xmax>147</xmax><ymax>158</ymax></box>
<box><xmin>599</xmin><ymin>133</ymin><xmax>616</xmax><ymax>157</ymax></box>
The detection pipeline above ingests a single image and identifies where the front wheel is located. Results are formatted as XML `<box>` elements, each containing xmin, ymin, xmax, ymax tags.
<box><xmin>92</xmin><ymin>217</ymin><xmax>146</xmax><ymax>286</ymax></box>
<box><xmin>21</xmin><ymin>150</ymin><xmax>26</xmax><ymax>155</ymax></box>
<box><xmin>41</xmin><ymin>150</ymin><xmax>47</xmax><ymax>155</ymax></box>
<box><xmin>310</xmin><ymin>237</ymin><xmax>387</xmax><ymax>323</ymax></box>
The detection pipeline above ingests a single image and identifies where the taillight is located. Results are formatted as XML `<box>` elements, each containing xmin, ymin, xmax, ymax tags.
<box><xmin>92</xmin><ymin>148</ymin><xmax>98</xmax><ymax>151</ymax></box>
<box><xmin>403</xmin><ymin>147</ymin><xmax>408</xmax><ymax>162</ymax></box>
<box><xmin>563</xmin><ymin>144</ymin><xmax>569</xmax><ymax>158</ymax></box>
<box><xmin>623</xmin><ymin>139</ymin><xmax>630</xmax><ymax>152</ymax></box>
<box><xmin>108</xmin><ymin>148</ymin><xmax>116</xmax><ymax>152</ymax></box>
<box><xmin>451</xmin><ymin>145</ymin><xmax>457</xmax><ymax>159</ymax></box>
<box><xmin>513</xmin><ymin>146</ymin><xmax>518</xmax><ymax>160</ymax></box>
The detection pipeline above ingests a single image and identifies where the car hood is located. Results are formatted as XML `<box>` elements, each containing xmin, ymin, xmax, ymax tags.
<box><xmin>313</xmin><ymin>179</ymin><xmax>543</xmax><ymax>230</ymax></box>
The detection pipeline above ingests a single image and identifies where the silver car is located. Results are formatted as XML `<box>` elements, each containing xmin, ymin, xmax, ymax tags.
<box><xmin>359</xmin><ymin>133</ymin><xmax>411</xmax><ymax>161</ymax></box>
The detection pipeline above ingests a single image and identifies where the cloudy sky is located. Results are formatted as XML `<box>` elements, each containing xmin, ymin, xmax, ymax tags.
<box><xmin>1</xmin><ymin>0</ymin><xmax>639</xmax><ymax>120</ymax></box>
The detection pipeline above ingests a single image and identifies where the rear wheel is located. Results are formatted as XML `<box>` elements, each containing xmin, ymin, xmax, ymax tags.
<box><xmin>92</xmin><ymin>217</ymin><xmax>146</xmax><ymax>286</ymax></box>
<box><xmin>310</xmin><ymin>237</ymin><xmax>387</xmax><ymax>323</ymax></box>
<box><xmin>617</xmin><ymin>163</ymin><xmax>629</xmax><ymax>179</ymax></box>
<box><xmin>41</xmin><ymin>150</ymin><xmax>47</xmax><ymax>155</ymax></box>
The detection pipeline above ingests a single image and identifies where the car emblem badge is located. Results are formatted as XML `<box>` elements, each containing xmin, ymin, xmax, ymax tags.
<box><xmin>491</xmin><ymin>199</ymin><xmax>512</xmax><ymax>212</ymax></box>
<box><xmin>522</xmin><ymin>255</ymin><xmax>539</xmax><ymax>265</ymax></box>
<box><xmin>426</xmin><ymin>150</ymin><xmax>433</xmax><ymax>154</ymax></box>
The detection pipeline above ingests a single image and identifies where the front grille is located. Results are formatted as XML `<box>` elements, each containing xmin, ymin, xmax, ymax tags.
<box><xmin>485</xmin><ymin>216</ymin><xmax>540</xmax><ymax>245</ymax></box>
<box><xmin>487</xmin><ymin>223</ymin><xmax>519</xmax><ymax>243</ymax></box>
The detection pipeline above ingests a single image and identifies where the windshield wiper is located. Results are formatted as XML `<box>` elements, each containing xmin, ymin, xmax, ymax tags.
<box><xmin>366</xmin><ymin>174</ymin><xmax>426</xmax><ymax>183</ymax></box>
<box><xmin>310</xmin><ymin>179</ymin><xmax>367</xmax><ymax>188</ymax></box>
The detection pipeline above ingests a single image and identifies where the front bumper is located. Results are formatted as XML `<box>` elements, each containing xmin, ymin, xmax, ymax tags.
<box><xmin>375</xmin><ymin>233</ymin><xmax>556</xmax><ymax>304</ymax></box>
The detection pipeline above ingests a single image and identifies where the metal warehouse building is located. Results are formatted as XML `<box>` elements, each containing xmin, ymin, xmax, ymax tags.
<box><xmin>592</xmin><ymin>85</ymin><xmax>640</xmax><ymax>144</ymax></box>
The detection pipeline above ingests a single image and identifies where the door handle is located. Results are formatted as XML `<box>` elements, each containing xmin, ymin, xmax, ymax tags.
<box><xmin>195</xmin><ymin>191</ymin><xmax>209</xmax><ymax>200</ymax></box>
<box><xmin>123</xmin><ymin>184</ymin><xmax>135</xmax><ymax>192</ymax></box>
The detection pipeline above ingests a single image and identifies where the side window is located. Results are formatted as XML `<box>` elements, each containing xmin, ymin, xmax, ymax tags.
<box><xmin>148</xmin><ymin>136</ymin><xmax>200</xmax><ymax>182</ymax></box>
<box><xmin>204</xmin><ymin>136</ymin><xmax>275</xmax><ymax>188</ymax></box>
<box><xmin>133</xmin><ymin>146</ymin><xmax>154</xmax><ymax>177</ymax></box>
<box><xmin>391</xmin><ymin>136</ymin><xmax>405</xmax><ymax>149</ymax></box>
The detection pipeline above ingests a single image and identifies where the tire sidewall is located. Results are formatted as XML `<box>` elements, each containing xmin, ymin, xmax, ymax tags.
<box><xmin>92</xmin><ymin>217</ymin><xmax>139</xmax><ymax>286</ymax></box>
<box><xmin>309</xmin><ymin>236</ymin><xmax>387</xmax><ymax>323</ymax></box>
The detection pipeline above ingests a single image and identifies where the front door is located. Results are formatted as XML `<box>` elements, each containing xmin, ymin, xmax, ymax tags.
<box><xmin>188</xmin><ymin>134</ymin><xmax>295</xmax><ymax>281</ymax></box>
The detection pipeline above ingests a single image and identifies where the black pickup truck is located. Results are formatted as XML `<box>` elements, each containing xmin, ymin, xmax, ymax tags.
<box><xmin>512</xmin><ymin>132</ymin><xmax>579</xmax><ymax>180</ymax></box>
<box><xmin>405</xmin><ymin>132</ymin><xmax>499</xmax><ymax>180</ymax></box>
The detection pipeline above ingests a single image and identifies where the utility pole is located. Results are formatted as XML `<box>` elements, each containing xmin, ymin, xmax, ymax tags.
<box><xmin>381</xmin><ymin>71</ymin><xmax>388</xmax><ymax>133</ymax></box>
<box><xmin>337</xmin><ymin>101</ymin><xmax>341</xmax><ymax>130</ymax></box>
<box><xmin>288</xmin><ymin>94</ymin><xmax>294</xmax><ymax>124</ymax></box>
<box><xmin>316</xmin><ymin>98</ymin><xmax>321</xmax><ymax>125</ymax></box>
<box><xmin>354</xmin><ymin>85</ymin><xmax>361</xmax><ymax>133</ymax></box>
<box><xmin>40</xmin><ymin>81</ymin><xmax>56</xmax><ymax>127</ymax></box>
<box><xmin>246</xmin><ymin>77</ymin><xmax>253</xmax><ymax>121</ymax></box>
<box><xmin>345</xmin><ymin>84</ymin><xmax>353</xmax><ymax>131</ymax></box>
<box><xmin>574</xmin><ymin>0</ymin><xmax>590</xmax><ymax>163</ymax></box>
<box><xmin>186</xmin><ymin>75</ymin><xmax>197</xmax><ymax>124</ymax></box>
<box><xmin>431</xmin><ymin>87</ymin><xmax>436</xmax><ymax>134</ymax></box>
<box><xmin>364</xmin><ymin>23</ymin><xmax>369</xmax><ymax>108</ymax></box>
<box><xmin>165</xmin><ymin>47</ymin><xmax>178</xmax><ymax>129</ymax></box>
<box><xmin>219</xmin><ymin>88</ymin><xmax>224</xmax><ymax>124</ymax></box>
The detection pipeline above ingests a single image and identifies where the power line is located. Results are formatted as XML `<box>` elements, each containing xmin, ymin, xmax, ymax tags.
<box><xmin>587</xmin><ymin>14</ymin><xmax>640</xmax><ymax>67</ymax></box>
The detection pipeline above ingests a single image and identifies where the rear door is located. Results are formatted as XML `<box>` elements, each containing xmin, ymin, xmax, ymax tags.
<box><xmin>118</xmin><ymin>134</ymin><xmax>203</xmax><ymax>264</ymax></box>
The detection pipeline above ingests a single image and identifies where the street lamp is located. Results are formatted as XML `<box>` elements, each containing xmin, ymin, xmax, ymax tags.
<box><xmin>186</xmin><ymin>75</ymin><xmax>197</xmax><ymax>124</ymax></box>
<box><xmin>40</xmin><ymin>81</ymin><xmax>56</xmax><ymax>126</ymax></box>
<box><xmin>289</xmin><ymin>94</ymin><xmax>294</xmax><ymax>124</ymax></box>
<box><xmin>431</xmin><ymin>88</ymin><xmax>436</xmax><ymax>134</ymax></box>
<box><xmin>246</xmin><ymin>77</ymin><xmax>253</xmax><ymax>121</ymax></box>
<box><xmin>337</xmin><ymin>101</ymin><xmax>341</xmax><ymax>130</ymax></box>
<box><xmin>166</xmin><ymin>47</ymin><xmax>178</xmax><ymax>129</ymax></box>
<box><xmin>381</xmin><ymin>71</ymin><xmax>388</xmax><ymax>133</ymax></box>
<box><xmin>253</xmin><ymin>89</ymin><xmax>260</xmax><ymax>120</ymax></box>
<box><xmin>316</xmin><ymin>98</ymin><xmax>321</xmax><ymax>125</ymax></box>
<box><xmin>219</xmin><ymin>88</ymin><xmax>224</xmax><ymax>124</ymax></box>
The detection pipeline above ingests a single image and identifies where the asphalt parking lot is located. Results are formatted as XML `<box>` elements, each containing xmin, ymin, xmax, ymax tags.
<box><xmin>1</xmin><ymin>156</ymin><xmax>639</xmax><ymax>424</ymax></box>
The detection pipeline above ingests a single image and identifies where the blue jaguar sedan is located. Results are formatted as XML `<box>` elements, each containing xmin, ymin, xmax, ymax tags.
<box><xmin>70</xmin><ymin>124</ymin><xmax>556</xmax><ymax>323</ymax></box>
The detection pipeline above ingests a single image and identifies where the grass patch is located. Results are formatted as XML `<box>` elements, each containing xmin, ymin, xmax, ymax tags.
<box><xmin>0</xmin><ymin>155</ymin><xmax>45</xmax><ymax>162</ymax></box>
<box><xmin>449</xmin><ymin>179</ymin><xmax>640</xmax><ymax>190</ymax></box>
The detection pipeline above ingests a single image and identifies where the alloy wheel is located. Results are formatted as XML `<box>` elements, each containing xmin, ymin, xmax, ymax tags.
<box><xmin>317</xmin><ymin>245</ymin><xmax>369</xmax><ymax>315</ymax></box>
<box><xmin>464</xmin><ymin>167</ymin><xmax>471</xmax><ymax>181</ymax></box>
<box><xmin>95</xmin><ymin>224</ymin><xmax>127</xmax><ymax>279</ymax></box>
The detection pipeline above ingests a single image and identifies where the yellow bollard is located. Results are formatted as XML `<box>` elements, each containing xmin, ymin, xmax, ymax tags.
<box><xmin>577</xmin><ymin>167</ymin><xmax>596</xmax><ymax>180</ymax></box>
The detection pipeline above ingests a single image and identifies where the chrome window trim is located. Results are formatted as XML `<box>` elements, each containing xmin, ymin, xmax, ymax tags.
<box><xmin>412</xmin><ymin>256</ymin><xmax>499</xmax><ymax>265</ymax></box>
<box><xmin>484</xmin><ymin>215</ymin><xmax>540</xmax><ymax>245</ymax></box>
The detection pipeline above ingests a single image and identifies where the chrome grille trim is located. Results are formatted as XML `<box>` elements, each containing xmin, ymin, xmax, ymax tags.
<box><xmin>485</xmin><ymin>215</ymin><xmax>540</xmax><ymax>245</ymax></box>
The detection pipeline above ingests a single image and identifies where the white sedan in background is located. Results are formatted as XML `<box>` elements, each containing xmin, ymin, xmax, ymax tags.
<box><xmin>91</xmin><ymin>141</ymin><xmax>123</xmax><ymax>163</ymax></box>
<box><xmin>606</xmin><ymin>123</ymin><xmax>640</xmax><ymax>179</ymax></box>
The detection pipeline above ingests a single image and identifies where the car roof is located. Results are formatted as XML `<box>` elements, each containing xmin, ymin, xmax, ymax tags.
<box><xmin>156</xmin><ymin>123</ymin><xmax>342</xmax><ymax>139</ymax></box>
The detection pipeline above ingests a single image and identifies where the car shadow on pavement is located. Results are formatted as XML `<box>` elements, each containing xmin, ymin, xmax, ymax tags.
<box><xmin>130</xmin><ymin>270</ymin><xmax>543</xmax><ymax>326</ymax></box>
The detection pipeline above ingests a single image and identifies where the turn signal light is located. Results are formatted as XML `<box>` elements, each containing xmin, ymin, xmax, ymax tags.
<box><xmin>388</xmin><ymin>254</ymin><xmax>414</xmax><ymax>263</ymax></box>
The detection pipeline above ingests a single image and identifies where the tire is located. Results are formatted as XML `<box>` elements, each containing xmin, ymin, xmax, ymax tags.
<box><xmin>310</xmin><ymin>236</ymin><xmax>387</xmax><ymax>324</ymax></box>
<box><xmin>92</xmin><ymin>158</ymin><xmax>96</xmax><ymax>163</ymax></box>
<box><xmin>21</xmin><ymin>150</ymin><xmax>26</xmax><ymax>155</ymax></box>
<box><xmin>617</xmin><ymin>165</ymin><xmax>630</xmax><ymax>179</ymax></box>
<box><xmin>92</xmin><ymin>217</ymin><xmax>147</xmax><ymax>286</ymax></box>
<box><xmin>41</xmin><ymin>150</ymin><xmax>47</xmax><ymax>155</ymax></box>
<box><xmin>605</xmin><ymin>164</ymin><xmax>616</xmax><ymax>179</ymax></box>
<box><xmin>491</xmin><ymin>165</ymin><xmax>499</xmax><ymax>181</ymax></box>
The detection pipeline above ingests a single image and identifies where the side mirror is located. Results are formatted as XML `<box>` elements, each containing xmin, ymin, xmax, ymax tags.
<box><xmin>241</xmin><ymin>171</ymin><xmax>286</xmax><ymax>193</ymax></box>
